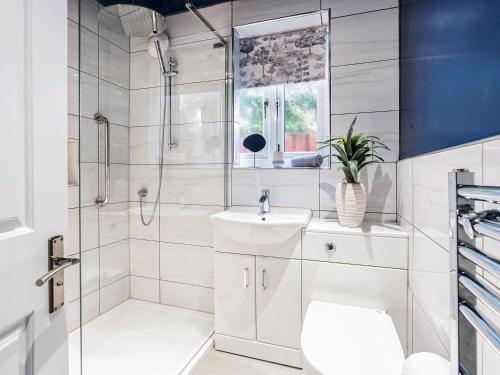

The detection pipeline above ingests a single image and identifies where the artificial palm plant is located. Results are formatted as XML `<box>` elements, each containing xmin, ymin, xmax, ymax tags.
<box><xmin>319</xmin><ymin>116</ymin><xmax>390</xmax><ymax>227</ymax></box>
<box><xmin>319</xmin><ymin>116</ymin><xmax>389</xmax><ymax>183</ymax></box>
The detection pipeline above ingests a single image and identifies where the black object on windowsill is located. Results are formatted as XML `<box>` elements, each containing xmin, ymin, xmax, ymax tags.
<box><xmin>243</xmin><ymin>134</ymin><xmax>266</xmax><ymax>167</ymax></box>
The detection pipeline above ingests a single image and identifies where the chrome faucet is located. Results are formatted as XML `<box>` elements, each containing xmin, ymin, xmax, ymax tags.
<box><xmin>259</xmin><ymin>189</ymin><xmax>271</xmax><ymax>214</ymax></box>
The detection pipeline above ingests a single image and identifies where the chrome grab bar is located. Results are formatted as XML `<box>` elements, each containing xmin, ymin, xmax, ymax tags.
<box><xmin>459</xmin><ymin>304</ymin><xmax>500</xmax><ymax>354</ymax></box>
<box><xmin>35</xmin><ymin>256</ymin><xmax>80</xmax><ymax>286</ymax></box>
<box><xmin>458</xmin><ymin>185</ymin><xmax>500</xmax><ymax>204</ymax></box>
<box><xmin>94</xmin><ymin>113</ymin><xmax>110</xmax><ymax>207</ymax></box>
<box><xmin>458</xmin><ymin>245</ymin><xmax>500</xmax><ymax>278</ymax></box>
<box><xmin>459</xmin><ymin>275</ymin><xmax>500</xmax><ymax>317</ymax></box>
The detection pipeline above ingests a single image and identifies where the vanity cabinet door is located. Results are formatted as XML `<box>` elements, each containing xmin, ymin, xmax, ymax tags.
<box><xmin>256</xmin><ymin>257</ymin><xmax>301</xmax><ymax>349</ymax></box>
<box><xmin>215</xmin><ymin>252</ymin><xmax>256</xmax><ymax>340</ymax></box>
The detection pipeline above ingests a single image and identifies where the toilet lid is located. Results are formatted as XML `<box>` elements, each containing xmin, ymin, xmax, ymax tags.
<box><xmin>301</xmin><ymin>301</ymin><xmax>405</xmax><ymax>375</ymax></box>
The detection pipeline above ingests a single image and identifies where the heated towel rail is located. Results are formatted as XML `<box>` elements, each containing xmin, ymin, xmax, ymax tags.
<box><xmin>449</xmin><ymin>170</ymin><xmax>500</xmax><ymax>375</ymax></box>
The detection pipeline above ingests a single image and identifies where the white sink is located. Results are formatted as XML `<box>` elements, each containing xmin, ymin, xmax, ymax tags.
<box><xmin>210</xmin><ymin>206</ymin><xmax>312</xmax><ymax>246</ymax></box>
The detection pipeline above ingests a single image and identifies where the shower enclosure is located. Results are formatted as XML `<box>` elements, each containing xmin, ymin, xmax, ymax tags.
<box><xmin>67</xmin><ymin>1</ymin><xmax>230</xmax><ymax>373</ymax></box>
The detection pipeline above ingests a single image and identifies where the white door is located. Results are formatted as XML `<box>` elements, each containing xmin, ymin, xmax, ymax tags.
<box><xmin>214</xmin><ymin>252</ymin><xmax>256</xmax><ymax>340</ymax></box>
<box><xmin>0</xmin><ymin>1</ymin><xmax>69</xmax><ymax>374</ymax></box>
<box><xmin>256</xmin><ymin>257</ymin><xmax>301</xmax><ymax>348</ymax></box>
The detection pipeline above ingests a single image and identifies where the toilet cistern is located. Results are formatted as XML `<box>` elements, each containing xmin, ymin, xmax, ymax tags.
<box><xmin>259</xmin><ymin>189</ymin><xmax>271</xmax><ymax>214</ymax></box>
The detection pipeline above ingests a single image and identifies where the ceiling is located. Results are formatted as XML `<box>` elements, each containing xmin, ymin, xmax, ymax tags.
<box><xmin>98</xmin><ymin>0</ymin><xmax>228</xmax><ymax>16</ymax></box>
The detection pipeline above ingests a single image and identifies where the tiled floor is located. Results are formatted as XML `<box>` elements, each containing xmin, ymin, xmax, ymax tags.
<box><xmin>193</xmin><ymin>349</ymin><xmax>303</xmax><ymax>375</ymax></box>
<box><xmin>69</xmin><ymin>299</ymin><xmax>214</xmax><ymax>375</ymax></box>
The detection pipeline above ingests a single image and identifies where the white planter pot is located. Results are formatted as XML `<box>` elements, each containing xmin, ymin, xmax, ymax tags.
<box><xmin>335</xmin><ymin>182</ymin><xmax>367</xmax><ymax>228</ymax></box>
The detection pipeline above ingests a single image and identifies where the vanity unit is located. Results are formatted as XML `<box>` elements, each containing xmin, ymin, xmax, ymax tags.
<box><xmin>211</xmin><ymin>208</ymin><xmax>408</xmax><ymax>368</ymax></box>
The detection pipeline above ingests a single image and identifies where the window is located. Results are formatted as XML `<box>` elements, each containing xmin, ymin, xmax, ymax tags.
<box><xmin>233</xmin><ymin>14</ymin><xmax>330</xmax><ymax>168</ymax></box>
<box><xmin>235</xmin><ymin>80</ymin><xmax>327</xmax><ymax>167</ymax></box>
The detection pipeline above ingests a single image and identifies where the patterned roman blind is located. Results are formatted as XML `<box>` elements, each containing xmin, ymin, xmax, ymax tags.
<box><xmin>237</xmin><ymin>25</ymin><xmax>328</xmax><ymax>88</ymax></box>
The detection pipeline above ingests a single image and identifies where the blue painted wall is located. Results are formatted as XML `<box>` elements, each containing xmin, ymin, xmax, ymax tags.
<box><xmin>400</xmin><ymin>0</ymin><xmax>500</xmax><ymax>159</ymax></box>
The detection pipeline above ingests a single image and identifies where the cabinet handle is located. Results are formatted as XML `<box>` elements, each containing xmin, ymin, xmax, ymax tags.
<box><xmin>262</xmin><ymin>269</ymin><xmax>267</xmax><ymax>290</ymax></box>
<box><xmin>243</xmin><ymin>267</ymin><xmax>249</xmax><ymax>289</ymax></box>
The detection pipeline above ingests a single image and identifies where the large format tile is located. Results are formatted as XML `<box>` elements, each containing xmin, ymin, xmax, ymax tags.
<box><xmin>331</xmin><ymin>60</ymin><xmax>399</xmax><ymax>114</ymax></box>
<box><xmin>104</xmin><ymin>164</ymin><xmax>129</xmax><ymax>204</ymax></box>
<box><xmin>232</xmin><ymin>168</ymin><xmax>320</xmax><ymax>210</ymax></box>
<box><xmin>159</xmin><ymin>204</ymin><xmax>223</xmax><ymax>246</ymax></box>
<box><xmin>412</xmin><ymin>144</ymin><xmax>482</xmax><ymax>250</ymax></box>
<box><xmin>397</xmin><ymin>158</ymin><xmax>413</xmax><ymax>223</ymax></box>
<box><xmin>160</xmin><ymin>281</ymin><xmax>214</xmax><ymax>313</ymax></box>
<box><xmin>99</xmin><ymin>37</ymin><xmax>130</xmax><ymax>88</ymax></box>
<box><xmin>68</xmin><ymin>19</ymin><xmax>79</xmax><ymax>70</ymax></box>
<box><xmin>332</xmin><ymin>111</ymin><xmax>399</xmax><ymax>162</ymax></box>
<box><xmin>130</xmin><ymin>87</ymin><xmax>161</xmax><ymax>126</ymax></box>
<box><xmin>109</xmin><ymin>124</ymin><xmax>129</xmax><ymax>164</ymax></box>
<box><xmin>130</xmin><ymin>276</ymin><xmax>160</xmax><ymax>303</ymax></box>
<box><xmin>99</xmin><ymin>80</ymin><xmax>129</xmax><ymax>126</ymax></box>
<box><xmin>130</xmin><ymin>126</ymin><xmax>161</xmax><ymax>164</ymax></box>
<box><xmin>129</xmin><ymin>202</ymin><xmax>160</xmax><ymax>241</ymax></box>
<box><xmin>69</xmin><ymin>69</ymin><xmax>98</xmax><ymax>118</ymax></box>
<box><xmin>323</xmin><ymin>0</ymin><xmax>398</xmax><ymax>18</ymax></box>
<box><xmin>233</xmin><ymin>0</ymin><xmax>320</xmax><ymax>26</ymax></box>
<box><xmin>100</xmin><ymin>240</ymin><xmax>130</xmax><ymax>288</ymax></box>
<box><xmin>130</xmin><ymin>239</ymin><xmax>160</xmax><ymax>279</ymax></box>
<box><xmin>411</xmin><ymin>296</ymin><xmax>449</xmax><ymax>359</ymax></box>
<box><xmin>99</xmin><ymin>202</ymin><xmax>129</xmax><ymax>246</ymax></box>
<box><xmin>81</xmin><ymin>206</ymin><xmax>99</xmax><ymax>251</ymax></box>
<box><xmin>319</xmin><ymin>163</ymin><xmax>396</xmax><ymax>213</ymax></box>
<box><xmin>80</xmin><ymin>117</ymin><xmax>98</xmax><ymax>163</ymax></box>
<box><xmin>160</xmin><ymin>165</ymin><xmax>225</xmax><ymax>206</ymax></box>
<box><xmin>67</xmin><ymin>290</ymin><xmax>100</xmax><ymax>332</ymax></box>
<box><xmin>80</xmin><ymin>162</ymin><xmax>99</xmax><ymax>207</ymax></box>
<box><xmin>410</xmin><ymin>228</ymin><xmax>450</xmax><ymax>353</ymax></box>
<box><xmin>160</xmin><ymin>243</ymin><xmax>214</xmax><ymax>288</ymax></box>
<box><xmin>81</xmin><ymin>248</ymin><xmax>100</xmax><ymax>297</ymax></box>
<box><xmin>331</xmin><ymin>8</ymin><xmax>398</xmax><ymax>66</ymax></box>
<box><xmin>171</xmin><ymin>80</ymin><xmax>225</xmax><ymax>125</ymax></box>
<box><xmin>130</xmin><ymin>50</ymin><xmax>162</xmax><ymax>90</ymax></box>
<box><xmin>100</xmin><ymin>276</ymin><xmax>130</xmax><ymax>314</ymax></box>
<box><xmin>163</xmin><ymin>123</ymin><xmax>226</xmax><ymax>165</ymax></box>
<box><xmin>169</xmin><ymin>39</ymin><xmax>225</xmax><ymax>85</ymax></box>
<box><xmin>80</xmin><ymin>0</ymin><xmax>98</xmax><ymax>33</ymax></box>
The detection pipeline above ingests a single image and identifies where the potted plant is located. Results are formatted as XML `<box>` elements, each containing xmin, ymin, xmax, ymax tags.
<box><xmin>319</xmin><ymin>117</ymin><xmax>389</xmax><ymax>227</ymax></box>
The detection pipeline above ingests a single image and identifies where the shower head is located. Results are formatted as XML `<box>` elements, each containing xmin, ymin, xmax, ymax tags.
<box><xmin>98</xmin><ymin>4</ymin><xmax>167</xmax><ymax>38</ymax></box>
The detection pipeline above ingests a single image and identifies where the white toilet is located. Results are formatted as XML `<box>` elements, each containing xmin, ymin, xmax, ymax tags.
<box><xmin>301</xmin><ymin>301</ymin><xmax>450</xmax><ymax>375</ymax></box>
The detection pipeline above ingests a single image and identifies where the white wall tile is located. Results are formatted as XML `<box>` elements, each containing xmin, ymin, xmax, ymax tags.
<box><xmin>160</xmin><ymin>243</ymin><xmax>214</xmax><ymax>288</ymax></box>
<box><xmin>81</xmin><ymin>206</ymin><xmax>99</xmax><ymax>251</ymax></box>
<box><xmin>66</xmin><ymin>290</ymin><xmax>100</xmax><ymax>332</ymax></box>
<box><xmin>130</xmin><ymin>88</ymin><xmax>161</xmax><ymax>126</ymax></box>
<box><xmin>411</xmin><ymin>296</ymin><xmax>449</xmax><ymax>359</ymax></box>
<box><xmin>99</xmin><ymin>79</ymin><xmax>129</xmax><ymax>126</ymax></box>
<box><xmin>109</xmin><ymin>124</ymin><xmax>129</xmax><ymax>164</ymax></box>
<box><xmin>100</xmin><ymin>276</ymin><xmax>130</xmax><ymax>313</ymax></box>
<box><xmin>130</xmin><ymin>239</ymin><xmax>160</xmax><ymax>279</ymax></box>
<box><xmin>233</xmin><ymin>0</ymin><xmax>321</xmax><ymax>26</ymax></box>
<box><xmin>68</xmin><ymin>68</ymin><xmax>79</xmax><ymax>116</ymax></box>
<box><xmin>79</xmin><ymin>162</ymin><xmax>98</xmax><ymax>207</ymax></box>
<box><xmin>410</xmin><ymin>229</ymin><xmax>450</xmax><ymax>353</ymax></box>
<box><xmin>99</xmin><ymin>26</ymin><xmax>130</xmax><ymax>53</ymax></box>
<box><xmin>412</xmin><ymin>144</ymin><xmax>482</xmax><ymax>249</ymax></box>
<box><xmin>397</xmin><ymin>158</ymin><xmax>413</xmax><ymax>222</ymax></box>
<box><xmin>160</xmin><ymin>281</ymin><xmax>214</xmax><ymax>313</ymax></box>
<box><xmin>129</xmin><ymin>165</ymin><xmax>160</xmax><ymax>203</ymax></box>
<box><xmin>80</xmin><ymin>0</ymin><xmax>98</xmax><ymax>33</ymax></box>
<box><xmin>332</xmin><ymin>111</ymin><xmax>399</xmax><ymax>162</ymax></box>
<box><xmin>319</xmin><ymin>163</ymin><xmax>396</xmax><ymax>213</ymax></box>
<box><xmin>68</xmin><ymin>19</ymin><xmax>79</xmax><ymax>70</ymax></box>
<box><xmin>322</xmin><ymin>0</ymin><xmax>398</xmax><ymax>18</ymax></box>
<box><xmin>169</xmin><ymin>39</ymin><xmax>225</xmax><ymax>85</ymax></box>
<box><xmin>161</xmin><ymin>165</ymin><xmax>225</xmax><ymax>206</ymax></box>
<box><xmin>331</xmin><ymin>8</ymin><xmax>398</xmax><ymax>66</ymax></box>
<box><xmin>68</xmin><ymin>0</ymin><xmax>79</xmax><ymax>23</ymax></box>
<box><xmin>130</xmin><ymin>276</ymin><xmax>160</xmax><ymax>303</ymax></box>
<box><xmin>331</xmin><ymin>59</ymin><xmax>399</xmax><ymax>114</ymax></box>
<box><xmin>100</xmin><ymin>240</ymin><xmax>130</xmax><ymax>287</ymax></box>
<box><xmin>130</xmin><ymin>126</ymin><xmax>161</xmax><ymax>164</ymax></box>
<box><xmin>99</xmin><ymin>37</ymin><xmax>130</xmax><ymax>88</ymax></box>
<box><xmin>80</xmin><ymin>118</ymin><xmax>98</xmax><ymax>163</ymax></box>
<box><xmin>163</xmin><ymin>123</ymin><xmax>225</xmax><ymax>165</ymax></box>
<box><xmin>68</xmin><ymin>69</ymin><xmax>98</xmax><ymax>118</ymax></box>
<box><xmin>81</xmin><ymin>248</ymin><xmax>100</xmax><ymax>296</ymax></box>
<box><xmin>232</xmin><ymin>168</ymin><xmax>320</xmax><ymax>210</ymax></box>
<box><xmin>107</xmin><ymin>164</ymin><xmax>129</xmax><ymax>204</ymax></box>
<box><xmin>99</xmin><ymin>202</ymin><xmax>129</xmax><ymax>246</ymax></box>
<box><xmin>130</xmin><ymin>202</ymin><xmax>160</xmax><ymax>241</ymax></box>
<box><xmin>159</xmin><ymin>204</ymin><xmax>223</xmax><ymax>246</ymax></box>
<box><xmin>81</xmin><ymin>26</ymin><xmax>99</xmax><ymax>76</ymax></box>
<box><xmin>130</xmin><ymin>51</ymin><xmax>161</xmax><ymax>90</ymax></box>
<box><xmin>172</xmin><ymin>80</ymin><xmax>225</xmax><ymax>125</ymax></box>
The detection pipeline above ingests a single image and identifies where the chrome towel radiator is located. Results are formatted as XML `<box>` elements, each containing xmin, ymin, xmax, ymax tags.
<box><xmin>449</xmin><ymin>170</ymin><xmax>500</xmax><ymax>375</ymax></box>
